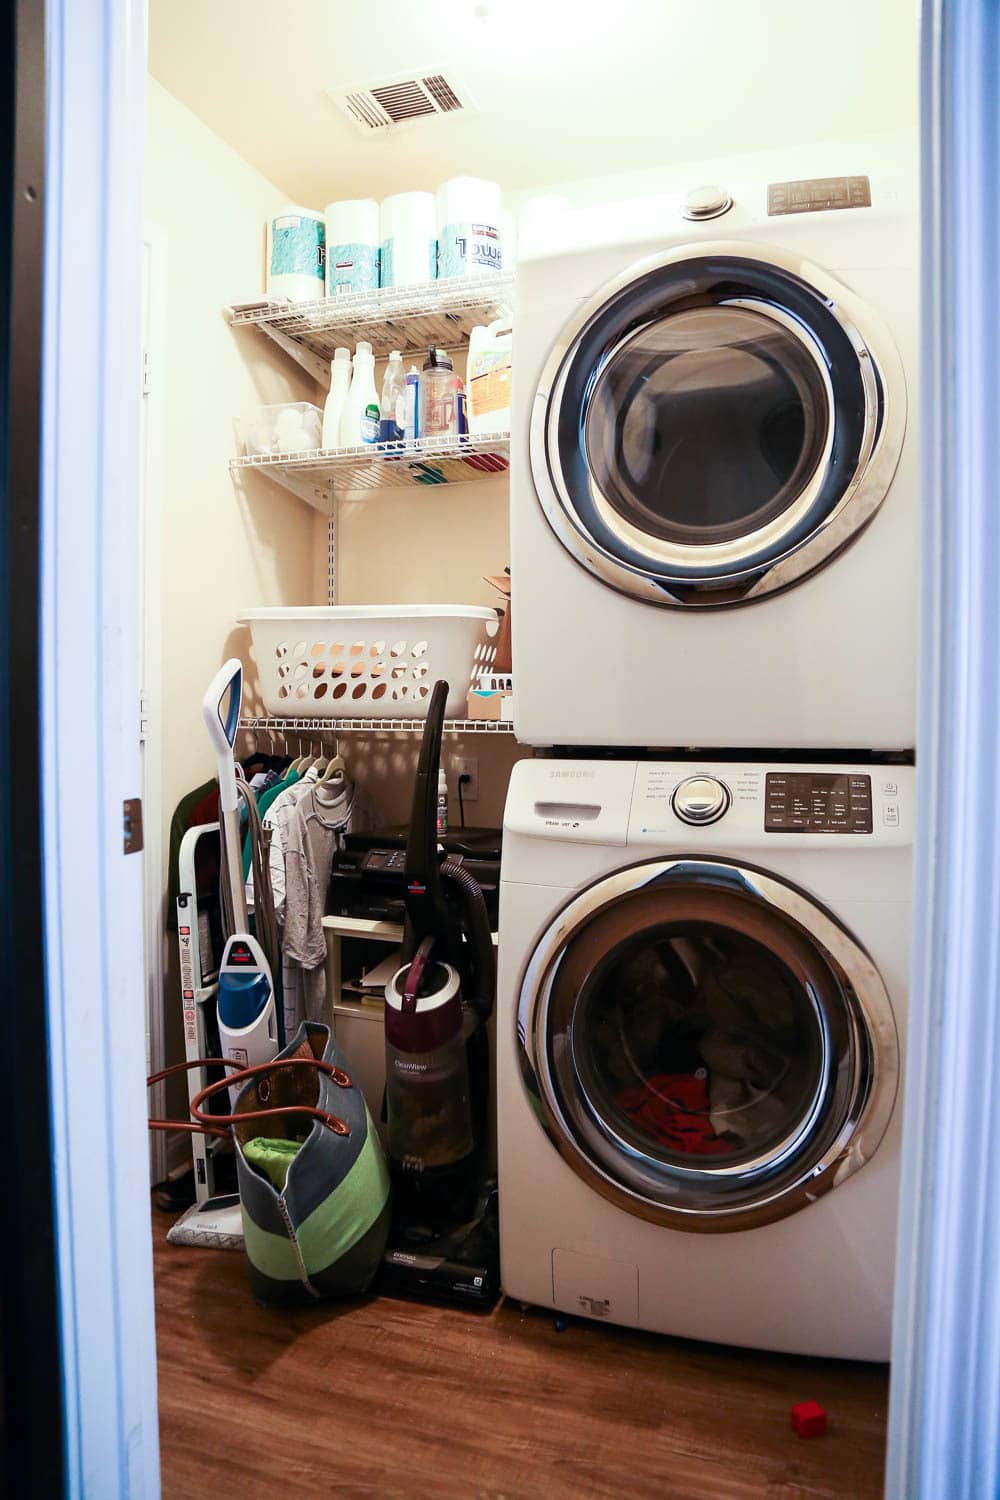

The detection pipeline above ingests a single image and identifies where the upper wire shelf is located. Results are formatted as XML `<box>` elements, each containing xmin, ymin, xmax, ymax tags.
<box><xmin>230</xmin><ymin>432</ymin><xmax>509</xmax><ymax>513</ymax></box>
<box><xmin>228</xmin><ymin>274</ymin><xmax>516</xmax><ymax>364</ymax></box>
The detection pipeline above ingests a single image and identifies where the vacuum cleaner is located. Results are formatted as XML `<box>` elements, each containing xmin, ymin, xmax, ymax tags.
<box><xmin>202</xmin><ymin>659</ymin><xmax>280</xmax><ymax>1095</ymax></box>
<box><xmin>379</xmin><ymin>679</ymin><xmax>499</xmax><ymax>1306</ymax></box>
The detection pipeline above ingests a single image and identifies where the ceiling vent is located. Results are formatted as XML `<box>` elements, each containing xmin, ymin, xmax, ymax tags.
<box><xmin>330</xmin><ymin>70</ymin><xmax>474</xmax><ymax>136</ymax></box>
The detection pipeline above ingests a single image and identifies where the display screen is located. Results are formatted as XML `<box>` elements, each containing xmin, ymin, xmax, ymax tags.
<box><xmin>767</xmin><ymin>175</ymin><xmax>872</xmax><ymax>216</ymax></box>
<box><xmin>765</xmin><ymin>773</ymin><xmax>873</xmax><ymax>834</ymax></box>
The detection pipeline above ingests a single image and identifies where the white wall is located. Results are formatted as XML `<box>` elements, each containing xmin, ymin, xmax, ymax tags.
<box><xmin>145</xmin><ymin>79</ymin><xmax>322</xmax><ymax>1120</ymax></box>
<box><xmin>145</xmin><ymin>78</ymin><xmax>320</xmax><ymax>862</ymax></box>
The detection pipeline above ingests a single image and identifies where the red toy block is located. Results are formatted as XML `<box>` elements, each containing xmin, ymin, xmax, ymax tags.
<box><xmin>791</xmin><ymin>1400</ymin><xmax>827</xmax><ymax>1437</ymax></box>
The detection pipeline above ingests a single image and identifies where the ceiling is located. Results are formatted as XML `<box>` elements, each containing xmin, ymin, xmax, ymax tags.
<box><xmin>148</xmin><ymin>0</ymin><xmax>918</xmax><ymax>206</ymax></box>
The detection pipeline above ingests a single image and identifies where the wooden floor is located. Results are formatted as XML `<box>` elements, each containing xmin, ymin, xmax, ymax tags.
<box><xmin>153</xmin><ymin>1213</ymin><xmax>888</xmax><ymax>1500</ymax></box>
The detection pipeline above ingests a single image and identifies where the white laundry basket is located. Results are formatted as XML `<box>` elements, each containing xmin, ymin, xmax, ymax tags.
<box><xmin>239</xmin><ymin>606</ymin><xmax>499</xmax><ymax>719</ymax></box>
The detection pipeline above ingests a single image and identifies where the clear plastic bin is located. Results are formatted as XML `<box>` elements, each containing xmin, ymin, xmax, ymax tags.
<box><xmin>237</xmin><ymin>402</ymin><xmax>323</xmax><ymax>457</ymax></box>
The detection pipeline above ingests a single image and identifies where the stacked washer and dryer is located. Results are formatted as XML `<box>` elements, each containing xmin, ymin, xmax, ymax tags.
<box><xmin>497</xmin><ymin>139</ymin><xmax>917</xmax><ymax>1360</ymax></box>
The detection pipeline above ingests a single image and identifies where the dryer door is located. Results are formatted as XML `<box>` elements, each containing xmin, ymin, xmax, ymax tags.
<box><xmin>531</xmin><ymin>241</ymin><xmax>906</xmax><ymax>606</ymax></box>
<box><xmin>516</xmin><ymin>857</ymin><xmax>898</xmax><ymax>1232</ymax></box>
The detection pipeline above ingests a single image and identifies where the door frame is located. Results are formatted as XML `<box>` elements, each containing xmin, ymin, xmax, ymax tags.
<box><xmin>886</xmin><ymin>1</ymin><xmax>1000</xmax><ymax>1494</ymax></box>
<box><xmin>141</xmin><ymin>219</ymin><xmax>168</xmax><ymax>1186</ymax></box>
<box><xmin>41</xmin><ymin>0</ymin><xmax>160</xmax><ymax>1494</ymax></box>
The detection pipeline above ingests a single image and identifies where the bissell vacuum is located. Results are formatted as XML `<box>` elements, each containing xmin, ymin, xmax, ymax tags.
<box><xmin>378</xmin><ymin>680</ymin><xmax>499</xmax><ymax>1306</ymax></box>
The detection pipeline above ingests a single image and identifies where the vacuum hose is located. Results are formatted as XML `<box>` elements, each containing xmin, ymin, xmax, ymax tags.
<box><xmin>441</xmin><ymin>857</ymin><xmax>494</xmax><ymax>1023</ymax></box>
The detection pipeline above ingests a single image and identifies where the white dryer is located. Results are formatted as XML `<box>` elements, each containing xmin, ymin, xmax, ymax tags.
<box><xmin>510</xmin><ymin>137</ymin><xmax>918</xmax><ymax>750</ymax></box>
<box><xmin>498</xmin><ymin>757</ymin><xmax>911</xmax><ymax>1359</ymax></box>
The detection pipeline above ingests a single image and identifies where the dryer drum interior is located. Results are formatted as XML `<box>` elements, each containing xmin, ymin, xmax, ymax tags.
<box><xmin>517</xmin><ymin>859</ymin><xmax>899</xmax><ymax>1231</ymax></box>
<box><xmin>532</xmin><ymin>243</ymin><xmax>907</xmax><ymax>606</ymax></box>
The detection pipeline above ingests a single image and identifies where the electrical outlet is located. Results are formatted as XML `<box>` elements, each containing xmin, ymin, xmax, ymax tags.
<box><xmin>453</xmin><ymin>755</ymin><xmax>479</xmax><ymax>802</ymax></box>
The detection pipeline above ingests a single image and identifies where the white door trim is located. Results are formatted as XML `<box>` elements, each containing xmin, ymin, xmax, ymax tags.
<box><xmin>887</xmin><ymin>2</ymin><xmax>1000</xmax><ymax>1495</ymax></box>
<box><xmin>41</xmin><ymin>0</ymin><xmax>160</xmax><ymax>1493</ymax></box>
<box><xmin>142</xmin><ymin>219</ymin><xmax>168</xmax><ymax>1186</ymax></box>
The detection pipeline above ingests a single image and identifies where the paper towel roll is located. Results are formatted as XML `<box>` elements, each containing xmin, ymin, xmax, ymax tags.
<box><xmin>379</xmin><ymin>192</ymin><xmax>436</xmax><ymax>289</ymax></box>
<box><xmin>435</xmin><ymin>177</ymin><xmax>503</xmax><ymax>280</ymax></box>
<box><xmin>266</xmin><ymin>205</ymin><xmax>325</xmax><ymax>303</ymax></box>
<box><xmin>325</xmin><ymin>199</ymin><xmax>380</xmax><ymax>297</ymax></box>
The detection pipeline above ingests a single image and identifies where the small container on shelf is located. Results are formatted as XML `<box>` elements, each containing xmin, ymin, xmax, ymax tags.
<box><xmin>238</xmin><ymin>402</ymin><xmax>323</xmax><ymax>457</ymax></box>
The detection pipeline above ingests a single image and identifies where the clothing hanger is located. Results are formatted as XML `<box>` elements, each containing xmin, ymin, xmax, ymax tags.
<box><xmin>317</xmin><ymin>743</ymin><xmax>347</xmax><ymax>786</ymax></box>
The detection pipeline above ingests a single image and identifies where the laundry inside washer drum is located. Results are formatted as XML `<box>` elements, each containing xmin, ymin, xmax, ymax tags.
<box><xmin>570</xmin><ymin>923</ymin><xmax>827</xmax><ymax>1168</ymax></box>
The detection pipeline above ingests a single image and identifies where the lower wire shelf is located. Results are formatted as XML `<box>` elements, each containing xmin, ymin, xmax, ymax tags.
<box><xmin>239</xmin><ymin>714</ymin><xmax>515</xmax><ymax>736</ymax></box>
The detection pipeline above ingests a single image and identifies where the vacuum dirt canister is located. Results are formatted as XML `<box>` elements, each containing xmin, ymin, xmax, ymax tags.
<box><xmin>385</xmin><ymin>936</ymin><xmax>474</xmax><ymax>1199</ymax></box>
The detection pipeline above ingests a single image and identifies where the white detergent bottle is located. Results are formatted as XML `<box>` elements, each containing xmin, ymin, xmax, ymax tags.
<box><xmin>322</xmin><ymin>346</ymin><xmax>351</xmax><ymax>449</ymax></box>
<box><xmin>339</xmin><ymin>340</ymin><xmax>380</xmax><ymax>447</ymax></box>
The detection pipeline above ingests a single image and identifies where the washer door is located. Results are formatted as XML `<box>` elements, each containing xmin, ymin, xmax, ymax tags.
<box><xmin>530</xmin><ymin>241</ymin><xmax>906</xmax><ymax>606</ymax></box>
<box><xmin>517</xmin><ymin>858</ymin><xmax>898</xmax><ymax>1232</ymax></box>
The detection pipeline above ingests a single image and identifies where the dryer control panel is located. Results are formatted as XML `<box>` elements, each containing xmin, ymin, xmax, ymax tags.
<box><xmin>764</xmin><ymin>773</ymin><xmax>873</xmax><ymax>834</ymax></box>
<box><xmin>625</xmin><ymin>762</ymin><xmax>911</xmax><ymax>849</ymax></box>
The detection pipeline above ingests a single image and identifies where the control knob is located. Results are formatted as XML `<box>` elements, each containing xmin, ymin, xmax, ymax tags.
<box><xmin>672</xmin><ymin>775</ymin><xmax>730</xmax><ymax>826</ymax></box>
<box><xmin>681</xmin><ymin>184</ymin><xmax>733</xmax><ymax>221</ymax></box>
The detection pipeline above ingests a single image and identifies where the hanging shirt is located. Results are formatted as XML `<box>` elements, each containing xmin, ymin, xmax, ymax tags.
<box><xmin>242</xmin><ymin>766</ymin><xmax>299</xmax><ymax>879</ymax></box>
<box><xmin>245</xmin><ymin>764</ymin><xmax>319</xmax><ymax>915</ymax></box>
<box><xmin>281</xmin><ymin>780</ymin><xmax>380</xmax><ymax>1029</ymax></box>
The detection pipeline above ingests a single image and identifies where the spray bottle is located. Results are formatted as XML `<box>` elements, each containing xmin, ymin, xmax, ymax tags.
<box><xmin>379</xmin><ymin>350</ymin><xmax>406</xmax><ymax>446</ymax></box>
<box><xmin>404</xmin><ymin>365</ymin><xmax>420</xmax><ymax>447</ymax></box>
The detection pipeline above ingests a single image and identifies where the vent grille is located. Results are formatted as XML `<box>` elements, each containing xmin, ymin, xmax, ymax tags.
<box><xmin>422</xmin><ymin>74</ymin><xmax>463</xmax><ymax>113</ymax></box>
<box><xmin>343</xmin><ymin>91</ymin><xmax>387</xmax><ymax>132</ymax></box>
<box><xmin>329</xmin><ymin>70</ymin><xmax>472</xmax><ymax>135</ymax></box>
<box><xmin>370</xmin><ymin>81</ymin><xmax>438</xmax><ymax>123</ymax></box>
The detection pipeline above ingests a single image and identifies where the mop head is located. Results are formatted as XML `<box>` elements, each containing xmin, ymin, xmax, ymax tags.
<box><xmin>166</xmin><ymin>1196</ymin><xmax>244</xmax><ymax>1251</ymax></box>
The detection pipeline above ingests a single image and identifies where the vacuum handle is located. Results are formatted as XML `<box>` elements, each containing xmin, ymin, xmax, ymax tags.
<box><xmin>202</xmin><ymin>659</ymin><xmax>243</xmax><ymax>814</ymax></box>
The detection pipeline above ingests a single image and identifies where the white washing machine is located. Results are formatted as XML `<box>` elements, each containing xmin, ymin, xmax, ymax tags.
<box><xmin>498</xmin><ymin>757</ymin><xmax>911</xmax><ymax>1359</ymax></box>
<box><xmin>510</xmin><ymin>135</ymin><xmax>918</xmax><ymax>750</ymax></box>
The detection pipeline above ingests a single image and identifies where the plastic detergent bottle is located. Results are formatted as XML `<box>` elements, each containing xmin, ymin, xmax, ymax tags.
<box><xmin>339</xmin><ymin>340</ymin><xmax>380</xmax><ymax>447</ymax></box>
<box><xmin>404</xmin><ymin>365</ymin><xmax>420</xmax><ymax>445</ymax></box>
<box><xmin>379</xmin><ymin>351</ymin><xmax>406</xmax><ymax>445</ymax></box>
<box><xmin>322</xmin><ymin>347</ymin><xmax>351</xmax><ymax>449</ymax></box>
<box><xmin>467</xmin><ymin>319</ymin><xmax>513</xmax><ymax>435</ymax></box>
<box><xmin>418</xmin><ymin>347</ymin><xmax>459</xmax><ymax>439</ymax></box>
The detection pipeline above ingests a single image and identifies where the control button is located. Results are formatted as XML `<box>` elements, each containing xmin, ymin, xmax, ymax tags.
<box><xmin>883</xmin><ymin>802</ymin><xmax>900</xmax><ymax>828</ymax></box>
<box><xmin>681</xmin><ymin>184</ymin><xmax>733</xmax><ymax>221</ymax></box>
<box><xmin>672</xmin><ymin>776</ymin><xmax>730</xmax><ymax>826</ymax></box>
<box><xmin>883</xmin><ymin>780</ymin><xmax>899</xmax><ymax>796</ymax></box>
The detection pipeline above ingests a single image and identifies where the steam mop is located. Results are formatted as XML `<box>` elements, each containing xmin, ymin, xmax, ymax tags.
<box><xmin>203</xmin><ymin>658</ymin><xmax>280</xmax><ymax>1087</ymax></box>
<box><xmin>166</xmin><ymin>660</ymin><xmax>280</xmax><ymax>1250</ymax></box>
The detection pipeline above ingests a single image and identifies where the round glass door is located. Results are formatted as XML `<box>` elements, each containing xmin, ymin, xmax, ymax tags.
<box><xmin>531</xmin><ymin>243</ymin><xmax>906</xmax><ymax>607</ymax></box>
<box><xmin>516</xmin><ymin>858</ymin><xmax>898</xmax><ymax>1231</ymax></box>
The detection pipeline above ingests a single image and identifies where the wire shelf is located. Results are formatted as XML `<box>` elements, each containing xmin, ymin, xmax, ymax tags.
<box><xmin>228</xmin><ymin>274</ymin><xmax>516</xmax><ymax>362</ymax></box>
<box><xmin>239</xmin><ymin>716</ymin><xmax>515</xmax><ymax>736</ymax></box>
<box><xmin>230</xmin><ymin>433</ymin><xmax>509</xmax><ymax>513</ymax></box>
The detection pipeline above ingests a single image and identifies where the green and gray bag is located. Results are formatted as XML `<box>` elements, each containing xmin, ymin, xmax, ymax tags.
<box><xmin>231</xmin><ymin>1021</ymin><xmax>391</xmax><ymax>1304</ymax></box>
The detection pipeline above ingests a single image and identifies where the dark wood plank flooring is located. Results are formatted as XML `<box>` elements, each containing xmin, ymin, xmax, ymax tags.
<box><xmin>152</xmin><ymin>1213</ymin><xmax>888</xmax><ymax>1499</ymax></box>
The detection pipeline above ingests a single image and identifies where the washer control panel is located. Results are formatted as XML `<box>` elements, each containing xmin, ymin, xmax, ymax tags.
<box><xmin>764</xmin><ymin>773</ymin><xmax>873</xmax><ymax>834</ymax></box>
<box><xmin>672</xmin><ymin>775</ymin><xmax>730</xmax><ymax>826</ymax></box>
